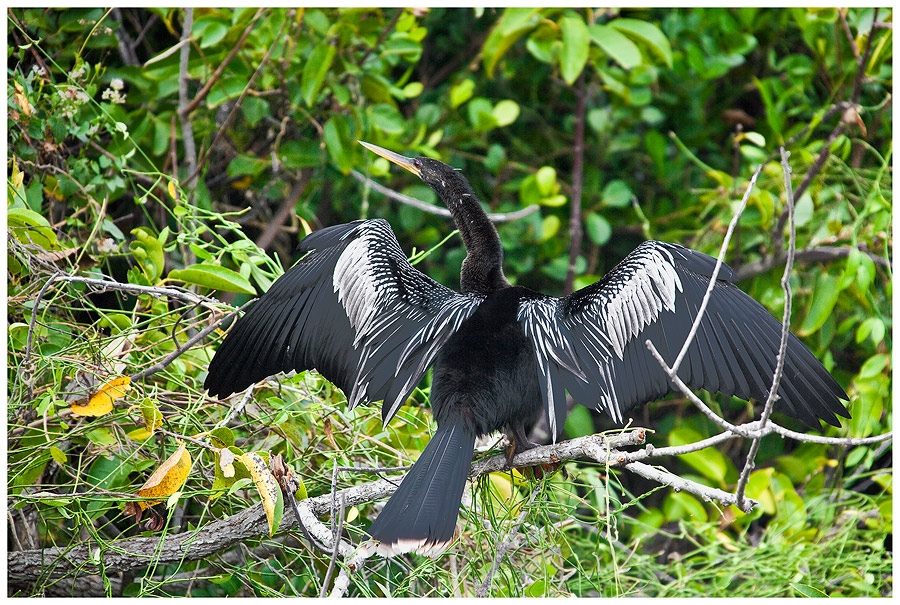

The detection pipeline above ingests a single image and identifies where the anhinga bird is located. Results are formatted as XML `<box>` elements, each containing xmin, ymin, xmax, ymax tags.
<box><xmin>205</xmin><ymin>141</ymin><xmax>849</xmax><ymax>557</ymax></box>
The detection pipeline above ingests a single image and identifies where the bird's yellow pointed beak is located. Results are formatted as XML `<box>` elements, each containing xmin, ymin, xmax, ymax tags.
<box><xmin>359</xmin><ymin>141</ymin><xmax>421</xmax><ymax>178</ymax></box>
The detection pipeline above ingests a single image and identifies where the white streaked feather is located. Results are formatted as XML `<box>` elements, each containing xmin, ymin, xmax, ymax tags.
<box><xmin>518</xmin><ymin>242</ymin><xmax>684</xmax><ymax>422</ymax></box>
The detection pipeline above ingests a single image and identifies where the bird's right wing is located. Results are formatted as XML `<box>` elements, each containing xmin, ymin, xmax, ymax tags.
<box><xmin>205</xmin><ymin>219</ymin><xmax>483</xmax><ymax>425</ymax></box>
<box><xmin>518</xmin><ymin>241</ymin><xmax>848</xmax><ymax>440</ymax></box>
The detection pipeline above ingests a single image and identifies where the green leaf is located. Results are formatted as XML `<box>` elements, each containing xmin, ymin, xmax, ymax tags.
<box><xmin>793</xmin><ymin>192</ymin><xmax>814</xmax><ymax>227</ymax></box>
<box><xmin>323</xmin><ymin>115</ymin><xmax>353</xmax><ymax>174</ymax></box>
<box><xmin>669</xmin><ymin>426</ymin><xmax>734</xmax><ymax>486</ymax></box>
<box><xmin>798</xmin><ymin>273</ymin><xmax>841</xmax><ymax>337</ymax></box>
<box><xmin>791</xmin><ymin>584</ymin><xmax>828</xmax><ymax>598</ymax></box>
<box><xmin>855</xmin><ymin>317</ymin><xmax>885</xmax><ymax>346</ymax></box>
<box><xmin>301</xmin><ymin>42</ymin><xmax>336</xmax><ymax>107</ymax></box>
<box><xmin>50</xmin><ymin>446</ymin><xmax>68</xmax><ymax>465</ymax></box>
<box><xmin>8</xmin><ymin>207</ymin><xmax>58</xmax><ymax>250</ymax></box>
<box><xmin>402</xmin><ymin>81</ymin><xmax>423</xmax><ymax>98</ymax></box>
<box><xmin>663</xmin><ymin>490</ymin><xmax>708</xmax><ymax>523</ymax></box>
<box><xmin>193</xmin><ymin>17</ymin><xmax>229</xmax><ymax>48</ymax></box>
<box><xmin>168</xmin><ymin>263</ymin><xmax>257</xmax><ymax>295</ymax></box>
<box><xmin>541</xmin><ymin>194</ymin><xmax>567</xmax><ymax>208</ymax></box>
<box><xmin>608</xmin><ymin>18</ymin><xmax>673</xmax><ymax>67</ymax></box>
<box><xmin>858</xmin><ymin>353</ymin><xmax>888</xmax><ymax>379</ymax></box>
<box><xmin>227</xmin><ymin>153</ymin><xmax>267</xmax><ymax>178</ymax></box>
<box><xmin>535</xmin><ymin>166</ymin><xmax>557</xmax><ymax>196</ymax></box>
<box><xmin>450</xmin><ymin>79</ymin><xmax>475</xmax><ymax>108</ymax></box>
<box><xmin>370</xmin><ymin>104</ymin><xmax>405</xmax><ymax>135</ymax></box>
<box><xmin>601</xmin><ymin>179</ymin><xmax>633</xmax><ymax>208</ymax></box>
<box><xmin>563</xmin><ymin>405</ymin><xmax>594</xmax><ymax>439</ymax></box>
<box><xmin>540</xmin><ymin>215</ymin><xmax>561</xmax><ymax>241</ymax></box>
<box><xmin>526</xmin><ymin>23</ymin><xmax>559</xmax><ymax>64</ymax></box>
<box><xmin>588</xmin><ymin>23</ymin><xmax>642</xmax><ymax>70</ymax></box>
<box><xmin>129</xmin><ymin>227</ymin><xmax>167</xmax><ymax>283</ymax></box>
<box><xmin>467</xmin><ymin>97</ymin><xmax>497</xmax><ymax>131</ymax></box>
<box><xmin>209</xmin><ymin>426</ymin><xmax>236</xmax><ymax>449</ymax></box>
<box><xmin>584</xmin><ymin>212</ymin><xmax>612</xmax><ymax>245</ymax></box>
<box><xmin>482</xmin><ymin>7</ymin><xmax>541</xmax><ymax>77</ymax></box>
<box><xmin>559</xmin><ymin>14</ymin><xmax>590</xmax><ymax>84</ymax></box>
<box><xmin>492</xmin><ymin>99</ymin><xmax>520</xmax><ymax>127</ymax></box>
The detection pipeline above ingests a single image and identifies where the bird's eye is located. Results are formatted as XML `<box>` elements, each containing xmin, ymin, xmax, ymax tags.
<box><xmin>414</xmin><ymin>159</ymin><xmax>422</xmax><ymax>168</ymax></box>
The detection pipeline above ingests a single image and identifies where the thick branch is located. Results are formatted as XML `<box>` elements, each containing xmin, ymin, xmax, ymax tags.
<box><xmin>1</xmin><ymin>430</ymin><xmax>636</xmax><ymax>586</ymax></box>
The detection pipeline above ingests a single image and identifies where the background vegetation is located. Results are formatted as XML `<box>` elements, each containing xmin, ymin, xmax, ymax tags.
<box><xmin>7</xmin><ymin>7</ymin><xmax>892</xmax><ymax>597</ymax></box>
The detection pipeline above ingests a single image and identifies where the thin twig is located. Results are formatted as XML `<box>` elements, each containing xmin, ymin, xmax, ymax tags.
<box><xmin>51</xmin><ymin>274</ymin><xmax>230</xmax><ymax>312</ymax></box>
<box><xmin>22</xmin><ymin>271</ymin><xmax>62</xmax><ymax>400</ymax></box>
<box><xmin>476</xmin><ymin>483</ymin><xmax>543</xmax><ymax>597</ymax></box>
<box><xmin>350</xmin><ymin>170</ymin><xmax>540</xmax><ymax>223</ymax></box>
<box><xmin>625</xmin><ymin>461</ymin><xmax>756</xmax><ymax>513</ymax></box>
<box><xmin>129</xmin><ymin>306</ymin><xmax>243</xmax><ymax>383</ymax></box>
<box><xmin>736</xmin><ymin>148</ymin><xmax>798</xmax><ymax>508</ymax></box>
<box><xmin>669</xmin><ymin>164</ymin><xmax>763</xmax><ymax>375</ymax></box>
<box><xmin>734</xmin><ymin>244</ymin><xmax>889</xmax><ymax>280</ymax></box>
<box><xmin>321</xmin><ymin>493</ymin><xmax>347</xmax><ymax>597</ymax></box>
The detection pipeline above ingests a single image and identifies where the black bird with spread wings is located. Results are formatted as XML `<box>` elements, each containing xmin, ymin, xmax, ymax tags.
<box><xmin>205</xmin><ymin>142</ymin><xmax>849</xmax><ymax>557</ymax></box>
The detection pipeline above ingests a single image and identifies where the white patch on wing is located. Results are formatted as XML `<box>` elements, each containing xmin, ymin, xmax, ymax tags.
<box><xmin>590</xmin><ymin>244</ymin><xmax>682</xmax><ymax>360</ymax></box>
<box><xmin>517</xmin><ymin>242</ymin><xmax>686</xmax><ymax>423</ymax></box>
<box><xmin>333</xmin><ymin>234</ymin><xmax>381</xmax><ymax>346</ymax></box>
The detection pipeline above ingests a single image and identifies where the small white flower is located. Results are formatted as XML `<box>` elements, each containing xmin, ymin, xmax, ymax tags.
<box><xmin>102</xmin><ymin>86</ymin><xmax>127</xmax><ymax>104</ymax></box>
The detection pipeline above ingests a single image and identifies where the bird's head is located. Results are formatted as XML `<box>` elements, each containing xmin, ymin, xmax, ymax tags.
<box><xmin>359</xmin><ymin>141</ymin><xmax>470</xmax><ymax>206</ymax></box>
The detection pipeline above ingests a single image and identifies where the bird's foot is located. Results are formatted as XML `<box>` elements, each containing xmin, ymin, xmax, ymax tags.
<box><xmin>504</xmin><ymin>430</ymin><xmax>557</xmax><ymax>480</ymax></box>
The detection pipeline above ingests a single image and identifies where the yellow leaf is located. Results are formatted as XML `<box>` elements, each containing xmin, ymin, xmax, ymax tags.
<box><xmin>127</xmin><ymin>427</ymin><xmax>153</xmax><ymax>441</ymax></box>
<box><xmin>298</xmin><ymin>216</ymin><xmax>313</xmax><ymax>238</ymax></box>
<box><xmin>71</xmin><ymin>376</ymin><xmax>131</xmax><ymax>417</ymax></box>
<box><xmin>136</xmin><ymin>442</ymin><xmax>192</xmax><ymax>509</ymax></box>
<box><xmin>242</xmin><ymin>452</ymin><xmax>283</xmax><ymax>536</ymax></box>
<box><xmin>230</xmin><ymin>175</ymin><xmax>253</xmax><ymax>190</ymax></box>
<box><xmin>167</xmin><ymin>179</ymin><xmax>179</xmax><ymax>200</ymax></box>
<box><xmin>14</xmin><ymin>81</ymin><xmax>32</xmax><ymax>116</ymax></box>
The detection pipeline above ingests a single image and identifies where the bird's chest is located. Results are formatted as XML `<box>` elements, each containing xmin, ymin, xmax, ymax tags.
<box><xmin>430</xmin><ymin>289</ymin><xmax>542</xmax><ymax>434</ymax></box>
<box><xmin>437</xmin><ymin>289</ymin><xmax>527</xmax><ymax>370</ymax></box>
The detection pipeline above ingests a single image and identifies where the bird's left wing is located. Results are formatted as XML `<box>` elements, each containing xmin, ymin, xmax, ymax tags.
<box><xmin>518</xmin><ymin>241</ymin><xmax>848</xmax><ymax>440</ymax></box>
<box><xmin>205</xmin><ymin>219</ymin><xmax>483</xmax><ymax>425</ymax></box>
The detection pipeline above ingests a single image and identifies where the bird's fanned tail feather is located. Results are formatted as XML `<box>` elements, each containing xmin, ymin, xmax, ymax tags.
<box><xmin>366</xmin><ymin>423</ymin><xmax>476</xmax><ymax>557</ymax></box>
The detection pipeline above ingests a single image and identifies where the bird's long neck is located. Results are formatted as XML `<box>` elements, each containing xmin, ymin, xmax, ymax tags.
<box><xmin>444</xmin><ymin>180</ymin><xmax>509</xmax><ymax>294</ymax></box>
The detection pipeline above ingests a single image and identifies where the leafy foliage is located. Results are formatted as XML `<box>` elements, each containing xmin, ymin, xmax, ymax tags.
<box><xmin>7</xmin><ymin>7</ymin><xmax>891</xmax><ymax>597</ymax></box>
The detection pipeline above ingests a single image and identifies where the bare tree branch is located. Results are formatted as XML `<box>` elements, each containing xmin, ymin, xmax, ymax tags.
<box><xmin>177</xmin><ymin>8</ymin><xmax>196</xmax><ymax>182</ymax></box>
<box><xmin>735</xmin><ymin>148</ymin><xmax>798</xmax><ymax>509</ymax></box>
<box><xmin>670</xmin><ymin>164</ymin><xmax>763</xmax><ymax>375</ymax></box>
<box><xmin>350</xmin><ymin>169</ymin><xmax>540</xmax><ymax>223</ymax></box>
<box><xmin>734</xmin><ymin>244</ymin><xmax>890</xmax><ymax>281</ymax></box>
